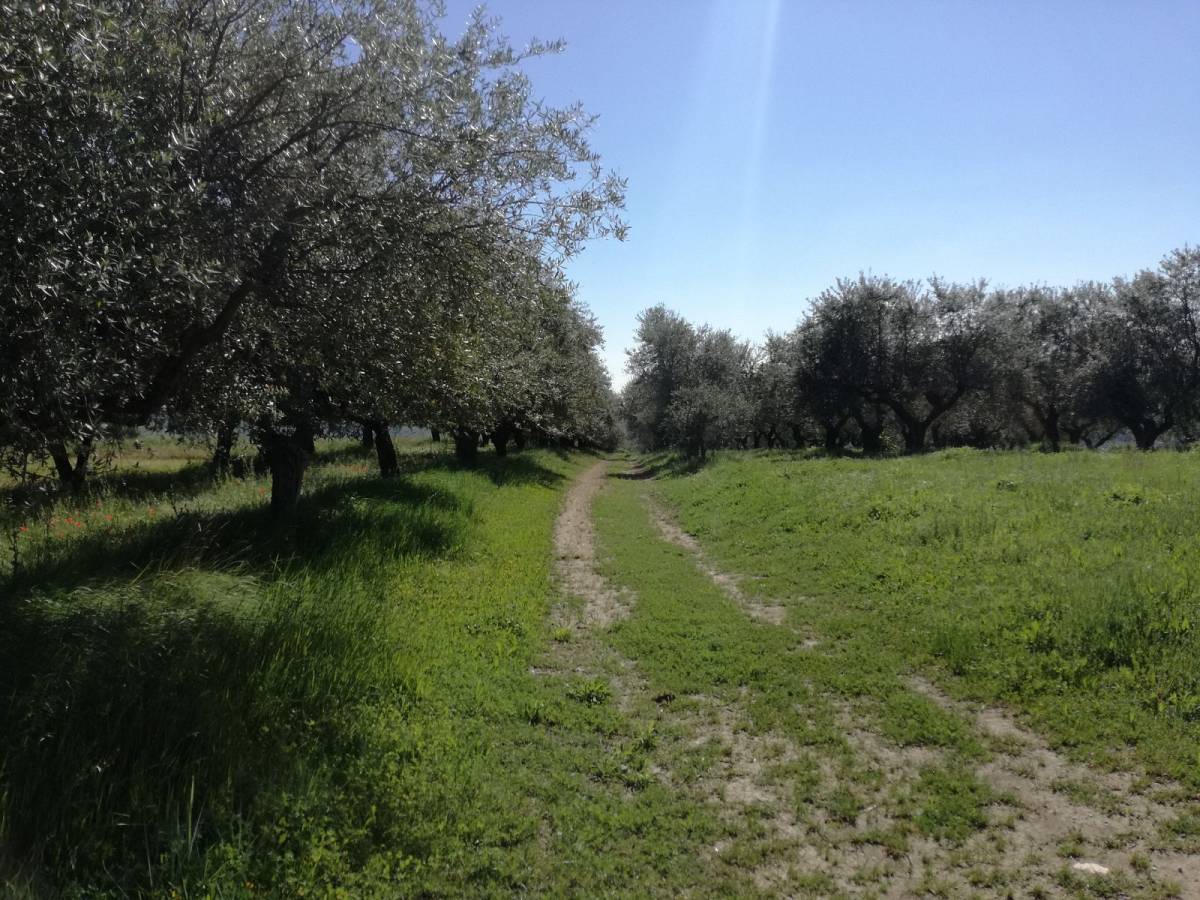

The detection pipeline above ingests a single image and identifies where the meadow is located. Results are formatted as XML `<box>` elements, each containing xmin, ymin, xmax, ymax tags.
<box><xmin>0</xmin><ymin>440</ymin><xmax>658</xmax><ymax>896</ymax></box>
<box><xmin>653</xmin><ymin>448</ymin><xmax>1200</xmax><ymax>786</ymax></box>
<box><xmin>2</xmin><ymin>442</ymin><xmax>1199</xmax><ymax>897</ymax></box>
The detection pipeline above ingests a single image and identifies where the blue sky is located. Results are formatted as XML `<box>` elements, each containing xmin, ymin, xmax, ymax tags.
<box><xmin>443</xmin><ymin>1</ymin><xmax>1200</xmax><ymax>386</ymax></box>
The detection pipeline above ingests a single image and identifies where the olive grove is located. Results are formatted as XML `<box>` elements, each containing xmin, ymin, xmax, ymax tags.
<box><xmin>621</xmin><ymin>247</ymin><xmax>1200</xmax><ymax>455</ymax></box>
<box><xmin>0</xmin><ymin>0</ymin><xmax>624</xmax><ymax>512</ymax></box>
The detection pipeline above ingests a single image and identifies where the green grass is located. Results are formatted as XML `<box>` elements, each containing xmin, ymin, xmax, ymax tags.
<box><xmin>590</xmin><ymin>472</ymin><xmax>992</xmax><ymax>863</ymax></box>
<box><xmin>652</xmin><ymin>447</ymin><xmax>1200</xmax><ymax>785</ymax></box>
<box><xmin>0</xmin><ymin>446</ymin><xmax>598</xmax><ymax>894</ymax></box>
<box><xmin>0</xmin><ymin>443</ymin><xmax>790</xmax><ymax>897</ymax></box>
<box><xmin>6</xmin><ymin>442</ymin><xmax>1199</xmax><ymax>896</ymax></box>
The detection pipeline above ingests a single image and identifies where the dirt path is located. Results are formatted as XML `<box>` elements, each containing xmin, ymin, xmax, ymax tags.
<box><xmin>648</xmin><ymin>496</ymin><xmax>789</xmax><ymax>626</ymax></box>
<box><xmin>548</xmin><ymin>461</ymin><xmax>819</xmax><ymax>892</ymax></box>
<box><xmin>541</xmin><ymin>461</ymin><xmax>1198</xmax><ymax>897</ymax></box>
<box><xmin>552</xmin><ymin>459</ymin><xmax>631</xmax><ymax>629</ymax></box>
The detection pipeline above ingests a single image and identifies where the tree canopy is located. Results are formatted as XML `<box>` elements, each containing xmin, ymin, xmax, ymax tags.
<box><xmin>1</xmin><ymin>0</ymin><xmax>625</xmax><ymax>510</ymax></box>
<box><xmin>620</xmin><ymin>247</ymin><xmax>1200</xmax><ymax>456</ymax></box>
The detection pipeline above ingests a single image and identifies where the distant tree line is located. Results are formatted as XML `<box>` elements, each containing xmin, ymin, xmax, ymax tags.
<box><xmin>0</xmin><ymin>0</ymin><xmax>624</xmax><ymax>515</ymax></box>
<box><xmin>621</xmin><ymin>247</ymin><xmax>1200</xmax><ymax>457</ymax></box>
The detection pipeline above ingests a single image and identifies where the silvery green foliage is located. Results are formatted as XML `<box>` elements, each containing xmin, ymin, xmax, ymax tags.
<box><xmin>989</xmin><ymin>283</ymin><xmax>1112</xmax><ymax>450</ymax></box>
<box><xmin>412</xmin><ymin>255</ymin><xmax>616</xmax><ymax>447</ymax></box>
<box><xmin>621</xmin><ymin>306</ymin><xmax>701</xmax><ymax>450</ymax></box>
<box><xmin>798</xmin><ymin>275</ymin><xmax>998</xmax><ymax>452</ymax></box>
<box><xmin>746</xmin><ymin>331</ymin><xmax>798</xmax><ymax>447</ymax></box>
<box><xmin>0</xmin><ymin>0</ymin><xmax>625</xmax><ymax>470</ymax></box>
<box><xmin>1084</xmin><ymin>247</ymin><xmax>1200</xmax><ymax>449</ymax></box>
<box><xmin>621</xmin><ymin>246</ymin><xmax>1200</xmax><ymax>457</ymax></box>
<box><xmin>622</xmin><ymin>306</ymin><xmax>755</xmax><ymax>456</ymax></box>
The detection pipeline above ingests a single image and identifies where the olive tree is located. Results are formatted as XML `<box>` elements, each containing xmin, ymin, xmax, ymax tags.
<box><xmin>621</xmin><ymin>308</ymin><xmax>754</xmax><ymax>456</ymax></box>
<box><xmin>992</xmin><ymin>284</ymin><xmax>1110</xmax><ymax>451</ymax></box>
<box><xmin>0</xmin><ymin>0</ymin><xmax>625</xmax><ymax>512</ymax></box>
<box><xmin>1084</xmin><ymin>248</ymin><xmax>1200</xmax><ymax>450</ymax></box>
<box><xmin>621</xmin><ymin>306</ymin><xmax>700</xmax><ymax>450</ymax></box>
<box><xmin>747</xmin><ymin>332</ymin><xmax>798</xmax><ymax>448</ymax></box>
<box><xmin>802</xmin><ymin>276</ymin><xmax>996</xmax><ymax>453</ymax></box>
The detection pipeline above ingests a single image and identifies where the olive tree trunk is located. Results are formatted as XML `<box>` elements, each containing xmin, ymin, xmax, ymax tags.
<box><xmin>490</xmin><ymin>421</ymin><xmax>515</xmax><ymax>457</ymax></box>
<box><xmin>48</xmin><ymin>437</ymin><xmax>94</xmax><ymax>492</ymax></box>
<box><xmin>370</xmin><ymin>420</ymin><xmax>399</xmax><ymax>476</ymax></box>
<box><xmin>263</xmin><ymin>431</ymin><xmax>311</xmax><ymax>519</ymax></box>
<box><xmin>212</xmin><ymin>419</ymin><xmax>238</xmax><ymax>474</ymax></box>
<box><xmin>452</xmin><ymin>430</ymin><xmax>479</xmax><ymax>462</ymax></box>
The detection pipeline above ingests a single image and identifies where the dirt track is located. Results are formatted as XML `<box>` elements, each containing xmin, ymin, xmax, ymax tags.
<box><xmin>546</xmin><ymin>459</ymin><xmax>1200</xmax><ymax>898</ymax></box>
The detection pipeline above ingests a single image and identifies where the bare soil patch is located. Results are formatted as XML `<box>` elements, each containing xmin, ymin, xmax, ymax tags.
<box><xmin>645</xmin><ymin>479</ymin><xmax>1196</xmax><ymax>894</ymax></box>
<box><xmin>552</xmin><ymin>459</ymin><xmax>632</xmax><ymax>629</ymax></box>
<box><xmin>910</xmin><ymin>674</ymin><xmax>1200</xmax><ymax>890</ymax></box>
<box><xmin>543</xmin><ymin>464</ymin><xmax>1198</xmax><ymax>896</ymax></box>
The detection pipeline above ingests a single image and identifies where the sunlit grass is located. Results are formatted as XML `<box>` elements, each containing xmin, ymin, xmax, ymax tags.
<box><xmin>653</xmin><ymin>447</ymin><xmax>1200</xmax><ymax>785</ymax></box>
<box><xmin>0</xmin><ymin>442</ymin><xmax>583</xmax><ymax>895</ymax></box>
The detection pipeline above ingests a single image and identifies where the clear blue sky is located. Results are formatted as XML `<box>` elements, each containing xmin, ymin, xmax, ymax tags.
<box><xmin>443</xmin><ymin>1</ymin><xmax>1200</xmax><ymax>386</ymax></box>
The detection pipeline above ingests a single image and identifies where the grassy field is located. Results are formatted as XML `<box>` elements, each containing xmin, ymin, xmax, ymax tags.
<box><xmin>3</xmin><ymin>443</ymin><xmax>1198</xmax><ymax>897</ymax></box>
<box><xmin>1</xmin><ymin>440</ymin><xmax>691</xmax><ymax>896</ymax></box>
<box><xmin>587</xmin><ymin>450</ymin><xmax>1200</xmax><ymax>896</ymax></box>
<box><xmin>652</xmin><ymin>449</ymin><xmax>1200</xmax><ymax>787</ymax></box>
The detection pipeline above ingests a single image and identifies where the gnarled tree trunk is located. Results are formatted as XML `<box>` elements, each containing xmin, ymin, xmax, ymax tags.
<box><xmin>212</xmin><ymin>419</ymin><xmax>238</xmax><ymax>474</ymax></box>
<box><xmin>1041</xmin><ymin>407</ymin><xmax>1062</xmax><ymax>453</ymax></box>
<box><xmin>298</xmin><ymin>425</ymin><xmax>316</xmax><ymax>456</ymax></box>
<box><xmin>452</xmin><ymin>430</ymin><xmax>479</xmax><ymax>462</ymax></box>
<box><xmin>822</xmin><ymin>416</ymin><xmax>847</xmax><ymax>453</ymax></box>
<box><xmin>853</xmin><ymin>407</ymin><xmax>885</xmax><ymax>454</ymax></box>
<box><xmin>491</xmin><ymin>421</ymin><xmax>515</xmax><ymax>458</ymax></box>
<box><xmin>263</xmin><ymin>430</ymin><xmax>311</xmax><ymax>519</ymax></box>
<box><xmin>48</xmin><ymin>437</ymin><xmax>94</xmax><ymax>492</ymax></box>
<box><xmin>1129</xmin><ymin>418</ymin><xmax>1171</xmax><ymax>451</ymax></box>
<box><xmin>370</xmin><ymin>420</ymin><xmax>398</xmax><ymax>476</ymax></box>
<box><xmin>900</xmin><ymin>420</ymin><xmax>928</xmax><ymax>454</ymax></box>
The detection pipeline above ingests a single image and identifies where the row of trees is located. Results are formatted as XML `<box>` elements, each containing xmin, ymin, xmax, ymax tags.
<box><xmin>621</xmin><ymin>247</ymin><xmax>1200</xmax><ymax>456</ymax></box>
<box><xmin>0</xmin><ymin>0</ymin><xmax>624</xmax><ymax>514</ymax></box>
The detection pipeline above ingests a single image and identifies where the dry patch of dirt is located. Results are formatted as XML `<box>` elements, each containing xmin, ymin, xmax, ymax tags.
<box><xmin>646</xmin><ymin>483</ymin><xmax>1197</xmax><ymax>895</ymax></box>
<box><xmin>536</xmin><ymin>459</ymin><xmax>650</xmax><ymax>718</ymax></box>
<box><xmin>541</xmin><ymin>465</ymin><xmax>1198</xmax><ymax>896</ymax></box>
<box><xmin>910</xmin><ymin>675</ymin><xmax>1200</xmax><ymax>890</ymax></box>
<box><xmin>552</xmin><ymin>459</ymin><xmax>632</xmax><ymax>629</ymax></box>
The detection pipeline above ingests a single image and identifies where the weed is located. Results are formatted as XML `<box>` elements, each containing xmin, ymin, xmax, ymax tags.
<box><xmin>566</xmin><ymin>678</ymin><xmax>612</xmax><ymax>705</ymax></box>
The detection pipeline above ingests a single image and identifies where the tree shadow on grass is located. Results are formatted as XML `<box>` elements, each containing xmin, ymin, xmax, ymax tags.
<box><xmin>0</xmin><ymin>440</ymin><xmax>447</xmax><ymax>520</ymax></box>
<box><xmin>3</xmin><ymin>449</ymin><xmax>569</xmax><ymax>603</ymax></box>
<box><xmin>0</xmin><ymin>444</ymin><xmax>576</xmax><ymax>889</ymax></box>
<box><xmin>0</xmin><ymin>462</ymin><xmax>223</xmax><ymax>522</ymax></box>
<box><xmin>3</xmin><ymin>469</ymin><xmax>466</xmax><ymax>603</ymax></box>
<box><xmin>0</xmin><ymin>466</ymin><xmax>474</xmax><ymax>885</ymax></box>
<box><xmin>447</xmin><ymin>451</ymin><xmax>568</xmax><ymax>488</ymax></box>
